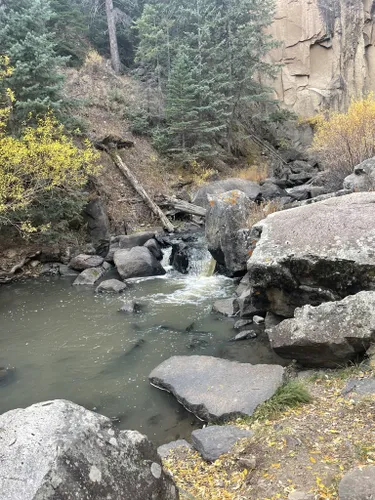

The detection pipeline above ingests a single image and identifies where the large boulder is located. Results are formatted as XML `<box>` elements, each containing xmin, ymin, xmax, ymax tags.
<box><xmin>84</xmin><ymin>198</ymin><xmax>110</xmax><ymax>257</ymax></box>
<box><xmin>116</xmin><ymin>231</ymin><xmax>158</xmax><ymax>250</ymax></box>
<box><xmin>245</xmin><ymin>192</ymin><xmax>375</xmax><ymax>318</ymax></box>
<box><xmin>267</xmin><ymin>292</ymin><xmax>375</xmax><ymax>367</ymax></box>
<box><xmin>191</xmin><ymin>425</ymin><xmax>252</xmax><ymax>461</ymax></box>
<box><xmin>96</xmin><ymin>279</ymin><xmax>127</xmax><ymax>293</ymax></box>
<box><xmin>69</xmin><ymin>254</ymin><xmax>104</xmax><ymax>271</ymax></box>
<box><xmin>339</xmin><ymin>466</ymin><xmax>375</xmax><ymax>500</ymax></box>
<box><xmin>0</xmin><ymin>399</ymin><xmax>178</xmax><ymax>500</ymax></box>
<box><xmin>343</xmin><ymin>157</ymin><xmax>375</xmax><ymax>192</ymax></box>
<box><xmin>73</xmin><ymin>267</ymin><xmax>105</xmax><ymax>286</ymax></box>
<box><xmin>193</xmin><ymin>179</ymin><xmax>261</xmax><ymax>208</ymax></box>
<box><xmin>205</xmin><ymin>190</ymin><xmax>254</xmax><ymax>276</ymax></box>
<box><xmin>149</xmin><ymin>355</ymin><xmax>284</xmax><ymax>421</ymax></box>
<box><xmin>114</xmin><ymin>247</ymin><xmax>166</xmax><ymax>280</ymax></box>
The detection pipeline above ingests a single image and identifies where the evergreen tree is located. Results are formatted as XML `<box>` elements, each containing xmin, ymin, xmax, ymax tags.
<box><xmin>49</xmin><ymin>0</ymin><xmax>90</xmax><ymax>66</ymax></box>
<box><xmin>0</xmin><ymin>0</ymin><xmax>66</xmax><ymax>124</ymax></box>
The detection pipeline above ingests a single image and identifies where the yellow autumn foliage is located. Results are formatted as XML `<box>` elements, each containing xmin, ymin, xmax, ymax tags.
<box><xmin>311</xmin><ymin>94</ymin><xmax>375</xmax><ymax>186</ymax></box>
<box><xmin>0</xmin><ymin>55</ymin><xmax>100</xmax><ymax>232</ymax></box>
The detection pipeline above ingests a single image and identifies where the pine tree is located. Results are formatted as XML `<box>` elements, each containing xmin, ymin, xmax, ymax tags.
<box><xmin>0</xmin><ymin>0</ymin><xmax>66</xmax><ymax>124</ymax></box>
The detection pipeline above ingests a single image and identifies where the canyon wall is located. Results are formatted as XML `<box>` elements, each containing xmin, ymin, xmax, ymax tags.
<box><xmin>269</xmin><ymin>0</ymin><xmax>375</xmax><ymax>117</ymax></box>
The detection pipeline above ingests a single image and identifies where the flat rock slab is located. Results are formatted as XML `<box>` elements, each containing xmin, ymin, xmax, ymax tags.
<box><xmin>73</xmin><ymin>267</ymin><xmax>105</xmax><ymax>286</ymax></box>
<box><xmin>157</xmin><ymin>440</ymin><xmax>192</xmax><ymax>460</ymax></box>
<box><xmin>191</xmin><ymin>425</ymin><xmax>252</xmax><ymax>461</ymax></box>
<box><xmin>268</xmin><ymin>291</ymin><xmax>375</xmax><ymax>367</ymax></box>
<box><xmin>343</xmin><ymin>378</ymin><xmax>375</xmax><ymax>398</ymax></box>
<box><xmin>246</xmin><ymin>192</ymin><xmax>375</xmax><ymax>317</ymax></box>
<box><xmin>212</xmin><ymin>298</ymin><xmax>239</xmax><ymax>317</ymax></box>
<box><xmin>339</xmin><ymin>466</ymin><xmax>375</xmax><ymax>500</ymax></box>
<box><xmin>149</xmin><ymin>355</ymin><xmax>284</xmax><ymax>421</ymax></box>
<box><xmin>69</xmin><ymin>254</ymin><xmax>104</xmax><ymax>271</ymax></box>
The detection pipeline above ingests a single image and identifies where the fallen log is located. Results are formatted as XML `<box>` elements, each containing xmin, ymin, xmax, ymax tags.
<box><xmin>111</xmin><ymin>152</ymin><xmax>175</xmax><ymax>233</ymax></box>
<box><xmin>159</xmin><ymin>196</ymin><xmax>206</xmax><ymax>218</ymax></box>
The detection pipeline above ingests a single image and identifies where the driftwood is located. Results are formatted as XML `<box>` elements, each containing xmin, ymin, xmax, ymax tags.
<box><xmin>159</xmin><ymin>195</ymin><xmax>206</xmax><ymax>218</ymax></box>
<box><xmin>0</xmin><ymin>251</ymin><xmax>41</xmax><ymax>284</ymax></box>
<box><xmin>111</xmin><ymin>152</ymin><xmax>175</xmax><ymax>232</ymax></box>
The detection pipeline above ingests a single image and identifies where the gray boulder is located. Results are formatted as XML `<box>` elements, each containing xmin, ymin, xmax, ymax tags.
<box><xmin>193</xmin><ymin>178</ymin><xmax>261</xmax><ymax>208</ymax></box>
<box><xmin>114</xmin><ymin>247</ymin><xmax>166</xmax><ymax>280</ymax></box>
<box><xmin>191</xmin><ymin>425</ymin><xmax>252</xmax><ymax>461</ymax></box>
<box><xmin>233</xmin><ymin>319</ymin><xmax>253</xmax><ymax>330</ymax></box>
<box><xmin>96</xmin><ymin>279</ymin><xmax>127</xmax><ymax>293</ymax></box>
<box><xmin>157</xmin><ymin>440</ymin><xmax>192</xmax><ymax>460</ymax></box>
<box><xmin>205</xmin><ymin>190</ymin><xmax>254</xmax><ymax>276</ymax></box>
<box><xmin>267</xmin><ymin>292</ymin><xmax>375</xmax><ymax>367</ymax></box>
<box><xmin>149</xmin><ymin>355</ymin><xmax>284</xmax><ymax>421</ymax></box>
<box><xmin>260</xmin><ymin>180</ymin><xmax>288</xmax><ymax>200</ymax></box>
<box><xmin>231</xmin><ymin>330</ymin><xmax>257</xmax><ymax>341</ymax></box>
<box><xmin>73</xmin><ymin>267</ymin><xmax>105</xmax><ymax>286</ymax></box>
<box><xmin>69</xmin><ymin>254</ymin><xmax>104</xmax><ymax>271</ymax></box>
<box><xmin>116</xmin><ymin>231</ymin><xmax>157</xmax><ymax>250</ymax></box>
<box><xmin>343</xmin><ymin>378</ymin><xmax>375</xmax><ymax>398</ymax></box>
<box><xmin>144</xmin><ymin>239</ymin><xmax>163</xmax><ymax>261</ymax></box>
<box><xmin>245</xmin><ymin>193</ymin><xmax>375</xmax><ymax>318</ymax></box>
<box><xmin>339</xmin><ymin>466</ymin><xmax>375</xmax><ymax>500</ymax></box>
<box><xmin>344</xmin><ymin>157</ymin><xmax>375</xmax><ymax>192</ymax></box>
<box><xmin>0</xmin><ymin>399</ymin><xmax>178</xmax><ymax>500</ymax></box>
<box><xmin>119</xmin><ymin>301</ymin><xmax>143</xmax><ymax>314</ymax></box>
<box><xmin>212</xmin><ymin>298</ymin><xmax>239</xmax><ymax>317</ymax></box>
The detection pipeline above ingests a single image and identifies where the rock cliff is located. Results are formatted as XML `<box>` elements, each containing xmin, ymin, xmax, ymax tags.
<box><xmin>269</xmin><ymin>0</ymin><xmax>375</xmax><ymax>116</ymax></box>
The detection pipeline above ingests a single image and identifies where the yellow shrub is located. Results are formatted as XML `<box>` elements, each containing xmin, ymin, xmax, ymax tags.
<box><xmin>0</xmin><ymin>57</ymin><xmax>100</xmax><ymax>233</ymax></box>
<box><xmin>311</xmin><ymin>94</ymin><xmax>375</xmax><ymax>187</ymax></box>
<box><xmin>234</xmin><ymin>164</ymin><xmax>268</xmax><ymax>183</ymax></box>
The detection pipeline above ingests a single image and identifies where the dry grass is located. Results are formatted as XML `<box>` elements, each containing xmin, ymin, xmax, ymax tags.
<box><xmin>164</xmin><ymin>367</ymin><xmax>375</xmax><ymax>500</ymax></box>
<box><xmin>231</xmin><ymin>164</ymin><xmax>269</xmax><ymax>184</ymax></box>
<box><xmin>247</xmin><ymin>200</ymin><xmax>283</xmax><ymax>228</ymax></box>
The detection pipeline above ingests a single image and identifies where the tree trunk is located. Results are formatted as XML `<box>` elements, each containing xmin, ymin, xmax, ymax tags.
<box><xmin>111</xmin><ymin>152</ymin><xmax>175</xmax><ymax>232</ymax></box>
<box><xmin>159</xmin><ymin>196</ymin><xmax>207</xmax><ymax>218</ymax></box>
<box><xmin>105</xmin><ymin>0</ymin><xmax>121</xmax><ymax>74</ymax></box>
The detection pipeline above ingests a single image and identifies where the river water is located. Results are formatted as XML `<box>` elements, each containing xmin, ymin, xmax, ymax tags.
<box><xmin>0</xmin><ymin>245</ymin><xmax>284</xmax><ymax>445</ymax></box>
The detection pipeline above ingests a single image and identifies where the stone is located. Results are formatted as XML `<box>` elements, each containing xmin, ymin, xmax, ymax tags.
<box><xmin>114</xmin><ymin>247</ymin><xmax>166</xmax><ymax>280</ymax></box>
<box><xmin>246</xmin><ymin>193</ymin><xmax>375</xmax><ymax>318</ymax></box>
<box><xmin>84</xmin><ymin>198</ymin><xmax>110</xmax><ymax>257</ymax></box>
<box><xmin>69</xmin><ymin>254</ymin><xmax>104</xmax><ymax>271</ymax></box>
<box><xmin>339</xmin><ymin>466</ymin><xmax>375</xmax><ymax>500</ymax></box>
<box><xmin>117</xmin><ymin>231</ymin><xmax>157</xmax><ymax>250</ymax></box>
<box><xmin>0</xmin><ymin>399</ymin><xmax>178</xmax><ymax>500</ymax></box>
<box><xmin>149</xmin><ymin>355</ymin><xmax>284</xmax><ymax>421</ymax></box>
<box><xmin>0</xmin><ymin>367</ymin><xmax>16</xmax><ymax>387</ymax></box>
<box><xmin>344</xmin><ymin>157</ymin><xmax>375</xmax><ymax>192</ymax></box>
<box><xmin>233</xmin><ymin>319</ymin><xmax>253</xmax><ymax>330</ymax></box>
<box><xmin>231</xmin><ymin>331</ymin><xmax>257</xmax><ymax>341</ymax></box>
<box><xmin>267</xmin><ymin>292</ymin><xmax>375</xmax><ymax>367</ymax></box>
<box><xmin>170</xmin><ymin>243</ymin><xmax>189</xmax><ymax>274</ymax></box>
<box><xmin>205</xmin><ymin>190</ymin><xmax>255</xmax><ymax>276</ymax></box>
<box><xmin>119</xmin><ymin>301</ymin><xmax>143</xmax><ymax>314</ymax></box>
<box><xmin>253</xmin><ymin>315</ymin><xmax>265</xmax><ymax>325</ymax></box>
<box><xmin>260</xmin><ymin>180</ymin><xmax>288</xmax><ymax>200</ymax></box>
<box><xmin>286</xmin><ymin>185</ymin><xmax>311</xmax><ymax>201</ymax></box>
<box><xmin>144</xmin><ymin>239</ymin><xmax>163</xmax><ymax>261</ymax></box>
<box><xmin>288</xmin><ymin>492</ymin><xmax>315</xmax><ymax>500</ymax></box>
<box><xmin>73</xmin><ymin>267</ymin><xmax>105</xmax><ymax>286</ymax></box>
<box><xmin>157</xmin><ymin>440</ymin><xmax>192</xmax><ymax>460</ymax></box>
<box><xmin>191</xmin><ymin>425</ymin><xmax>252</xmax><ymax>461</ymax></box>
<box><xmin>265</xmin><ymin>312</ymin><xmax>284</xmax><ymax>330</ymax></box>
<box><xmin>95</xmin><ymin>279</ymin><xmax>127</xmax><ymax>293</ymax></box>
<box><xmin>193</xmin><ymin>178</ymin><xmax>261</xmax><ymax>208</ymax></box>
<box><xmin>58</xmin><ymin>264</ymin><xmax>80</xmax><ymax>277</ymax></box>
<box><xmin>212</xmin><ymin>298</ymin><xmax>239</xmax><ymax>317</ymax></box>
<box><xmin>343</xmin><ymin>378</ymin><xmax>375</xmax><ymax>398</ymax></box>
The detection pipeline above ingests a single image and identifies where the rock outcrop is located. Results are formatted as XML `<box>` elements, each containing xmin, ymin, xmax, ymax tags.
<box><xmin>205</xmin><ymin>190</ymin><xmax>254</xmax><ymax>276</ymax></box>
<box><xmin>243</xmin><ymin>192</ymin><xmax>375</xmax><ymax>318</ymax></box>
<box><xmin>149</xmin><ymin>355</ymin><xmax>284</xmax><ymax>421</ymax></box>
<box><xmin>268</xmin><ymin>0</ymin><xmax>375</xmax><ymax>117</ymax></box>
<box><xmin>267</xmin><ymin>291</ymin><xmax>375</xmax><ymax>367</ymax></box>
<box><xmin>0</xmin><ymin>399</ymin><xmax>178</xmax><ymax>500</ymax></box>
<box><xmin>114</xmin><ymin>247</ymin><xmax>166</xmax><ymax>280</ymax></box>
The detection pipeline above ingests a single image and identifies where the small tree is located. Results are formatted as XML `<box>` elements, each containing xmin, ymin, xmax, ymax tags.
<box><xmin>311</xmin><ymin>94</ymin><xmax>375</xmax><ymax>188</ymax></box>
<box><xmin>0</xmin><ymin>59</ymin><xmax>100</xmax><ymax>235</ymax></box>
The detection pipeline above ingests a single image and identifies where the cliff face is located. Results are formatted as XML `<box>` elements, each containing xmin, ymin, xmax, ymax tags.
<box><xmin>269</xmin><ymin>0</ymin><xmax>375</xmax><ymax>117</ymax></box>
